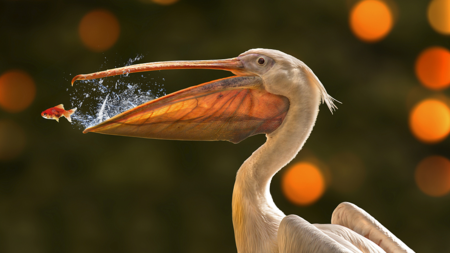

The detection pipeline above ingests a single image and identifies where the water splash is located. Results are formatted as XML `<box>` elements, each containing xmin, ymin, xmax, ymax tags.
<box><xmin>69</xmin><ymin>55</ymin><xmax>166</xmax><ymax>130</ymax></box>
<box><xmin>98</xmin><ymin>94</ymin><xmax>109</xmax><ymax>122</ymax></box>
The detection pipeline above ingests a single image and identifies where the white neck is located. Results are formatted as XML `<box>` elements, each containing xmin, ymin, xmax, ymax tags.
<box><xmin>232</xmin><ymin>81</ymin><xmax>321</xmax><ymax>253</ymax></box>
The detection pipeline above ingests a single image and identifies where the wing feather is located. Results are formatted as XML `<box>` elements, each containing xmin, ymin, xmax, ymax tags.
<box><xmin>332</xmin><ymin>202</ymin><xmax>414</xmax><ymax>253</ymax></box>
<box><xmin>278</xmin><ymin>215</ymin><xmax>357</xmax><ymax>253</ymax></box>
<box><xmin>315</xmin><ymin>224</ymin><xmax>385</xmax><ymax>253</ymax></box>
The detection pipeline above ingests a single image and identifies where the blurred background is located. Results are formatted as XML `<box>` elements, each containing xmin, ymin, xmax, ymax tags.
<box><xmin>1</xmin><ymin>0</ymin><xmax>450</xmax><ymax>252</ymax></box>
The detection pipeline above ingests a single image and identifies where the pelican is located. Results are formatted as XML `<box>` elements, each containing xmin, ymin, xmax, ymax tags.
<box><xmin>72</xmin><ymin>49</ymin><xmax>414</xmax><ymax>253</ymax></box>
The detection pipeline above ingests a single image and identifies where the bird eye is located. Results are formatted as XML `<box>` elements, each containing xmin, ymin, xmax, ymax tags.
<box><xmin>257</xmin><ymin>57</ymin><xmax>265</xmax><ymax>65</ymax></box>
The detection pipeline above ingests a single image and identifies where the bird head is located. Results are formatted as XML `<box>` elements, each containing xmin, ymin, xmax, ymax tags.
<box><xmin>237</xmin><ymin>49</ymin><xmax>338</xmax><ymax>113</ymax></box>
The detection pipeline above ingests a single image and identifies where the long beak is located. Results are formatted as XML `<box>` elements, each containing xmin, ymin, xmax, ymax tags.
<box><xmin>74</xmin><ymin>58</ymin><xmax>289</xmax><ymax>144</ymax></box>
<box><xmin>72</xmin><ymin>58</ymin><xmax>245</xmax><ymax>85</ymax></box>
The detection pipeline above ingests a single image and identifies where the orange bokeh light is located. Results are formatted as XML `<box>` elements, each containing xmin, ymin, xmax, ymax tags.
<box><xmin>0</xmin><ymin>70</ymin><xmax>36</xmax><ymax>113</ymax></box>
<box><xmin>415</xmin><ymin>47</ymin><xmax>450</xmax><ymax>90</ymax></box>
<box><xmin>0</xmin><ymin>120</ymin><xmax>26</xmax><ymax>160</ymax></box>
<box><xmin>79</xmin><ymin>9</ymin><xmax>120</xmax><ymax>52</ymax></box>
<box><xmin>415</xmin><ymin>156</ymin><xmax>450</xmax><ymax>197</ymax></box>
<box><xmin>282</xmin><ymin>162</ymin><xmax>325</xmax><ymax>206</ymax></box>
<box><xmin>409</xmin><ymin>99</ymin><xmax>450</xmax><ymax>143</ymax></box>
<box><xmin>427</xmin><ymin>0</ymin><xmax>450</xmax><ymax>35</ymax></box>
<box><xmin>349</xmin><ymin>0</ymin><xmax>394</xmax><ymax>42</ymax></box>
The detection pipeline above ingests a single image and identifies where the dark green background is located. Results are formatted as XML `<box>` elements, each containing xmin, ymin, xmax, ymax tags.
<box><xmin>1</xmin><ymin>0</ymin><xmax>449</xmax><ymax>252</ymax></box>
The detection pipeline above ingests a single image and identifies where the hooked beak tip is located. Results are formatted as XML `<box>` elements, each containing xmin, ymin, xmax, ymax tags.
<box><xmin>71</xmin><ymin>75</ymin><xmax>80</xmax><ymax>86</ymax></box>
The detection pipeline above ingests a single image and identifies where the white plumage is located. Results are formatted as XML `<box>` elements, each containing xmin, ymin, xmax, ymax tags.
<box><xmin>231</xmin><ymin>49</ymin><xmax>414</xmax><ymax>253</ymax></box>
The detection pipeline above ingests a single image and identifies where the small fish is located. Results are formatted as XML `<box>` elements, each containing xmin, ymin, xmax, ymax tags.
<box><xmin>41</xmin><ymin>104</ymin><xmax>77</xmax><ymax>123</ymax></box>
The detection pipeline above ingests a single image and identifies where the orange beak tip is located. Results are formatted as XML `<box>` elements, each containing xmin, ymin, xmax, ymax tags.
<box><xmin>71</xmin><ymin>75</ymin><xmax>82</xmax><ymax>86</ymax></box>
